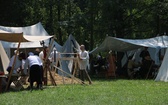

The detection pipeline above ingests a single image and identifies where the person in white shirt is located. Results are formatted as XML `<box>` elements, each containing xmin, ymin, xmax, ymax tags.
<box><xmin>24</xmin><ymin>52</ymin><xmax>43</xmax><ymax>90</ymax></box>
<box><xmin>78</xmin><ymin>45</ymin><xmax>91</xmax><ymax>84</ymax></box>
<box><xmin>6</xmin><ymin>52</ymin><xmax>25</xmax><ymax>90</ymax></box>
<box><xmin>39</xmin><ymin>46</ymin><xmax>50</xmax><ymax>62</ymax></box>
<box><xmin>50</xmin><ymin>47</ymin><xmax>60</xmax><ymax>66</ymax></box>
<box><xmin>7</xmin><ymin>52</ymin><xmax>25</xmax><ymax>74</ymax></box>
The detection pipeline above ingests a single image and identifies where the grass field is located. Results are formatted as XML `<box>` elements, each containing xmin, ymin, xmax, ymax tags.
<box><xmin>0</xmin><ymin>79</ymin><xmax>168</xmax><ymax>105</ymax></box>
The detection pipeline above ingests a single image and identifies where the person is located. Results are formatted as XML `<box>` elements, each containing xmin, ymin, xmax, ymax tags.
<box><xmin>139</xmin><ymin>55</ymin><xmax>154</xmax><ymax>79</ymax></box>
<box><xmin>127</xmin><ymin>56</ymin><xmax>140</xmax><ymax>79</ymax></box>
<box><xmin>139</xmin><ymin>47</ymin><xmax>150</xmax><ymax>63</ymax></box>
<box><xmin>34</xmin><ymin>49</ymin><xmax>44</xmax><ymax>86</ymax></box>
<box><xmin>50</xmin><ymin>46</ymin><xmax>60</xmax><ymax>66</ymax></box>
<box><xmin>93</xmin><ymin>54</ymin><xmax>103</xmax><ymax>74</ymax></box>
<box><xmin>7</xmin><ymin>51</ymin><xmax>25</xmax><ymax>74</ymax></box>
<box><xmin>107</xmin><ymin>51</ymin><xmax>116</xmax><ymax>78</ymax></box>
<box><xmin>39</xmin><ymin>46</ymin><xmax>51</xmax><ymax>85</ymax></box>
<box><xmin>39</xmin><ymin>46</ymin><xmax>50</xmax><ymax>62</ymax></box>
<box><xmin>24</xmin><ymin>52</ymin><xmax>43</xmax><ymax>90</ymax></box>
<box><xmin>78</xmin><ymin>45</ymin><xmax>92</xmax><ymax>84</ymax></box>
<box><xmin>34</xmin><ymin>48</ymin><xmax>41</xmax><ymax>55</ymax></box>
<box><xmin>6</xmin><ymin>52</ymin><xmax>25</xmax><ymax>90</ymax></box>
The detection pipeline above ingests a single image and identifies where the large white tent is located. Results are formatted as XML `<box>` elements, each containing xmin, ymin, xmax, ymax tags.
<box><xmin>0</xmin><ymin>22</ymin><xmax>50</xmax><ymax>48</ymax></box>
<box><xmin>90</xmin><ymin>35</ymin><xmax>168</xmax><ymax>66</ymax></box>
<box><xmin>0</xmin><ymin>22</ymin><xmax>54</xmax><ymax>57</ymax></box>
<box><xmin>0</xmin><ymin>32</ymin><xmax>53</xmax><ymax>74</ymax></box>
<box><xmin>0</xmin><ymin>41</ymin><xmax>9</xmax><ymax>74</ymax></box>
<box><xmin>59</xmin><ymin>35</ymin><xmax>80</xmax><ymax>74</ymax></box>
<box><xmin>90</xmin><ymin>35</ymin><xmax>168</xmax><ymax>54</ymax></box>
<box><xmin>155</xmin><ymin>48</ymin><xmax>168</xmax><ymax>82</ymax></box>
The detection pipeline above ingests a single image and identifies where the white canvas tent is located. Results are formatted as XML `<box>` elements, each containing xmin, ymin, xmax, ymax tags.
<box><xmin>155</xmin><ymin>48</ymin><xmax>168</xmax><ymax>82</ymax></box>
<box><xmin>91</xmin><ymin>35</ymin><xmax>168</xmax><ymax>54</ymax></box>
<box><xmin>0</xmin><ymin>41</ymin><xmax>9</xmax><ymax>74</ymax></box>
<box><xmin>59</xmin><ymin>35</ymin><xmax>80</xmax><ymax>74</ymax></box>
<box><xmin>0</xmin><ymin>22</ymin><xmax>52</xmax><ymax>57</ymax></box>
<box><xmin>0</xmin><ymin>32</ymin><xmax>53</xmax><ymax>91</ymax></box>
<box><xmin>90</xmin><ymin>35</ymin><xmax>168</xmax><ymax>66</ymax></box>
<box><xmin>0</xmin><ymin>22</ymin><xmax>50</xmax><ymax>48</ymax></box>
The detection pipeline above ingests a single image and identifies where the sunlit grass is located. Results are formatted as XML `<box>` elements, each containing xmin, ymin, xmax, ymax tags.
<box><xmin>1</xmin><ymin>79</ymin><xmax>168</xmax><ymax>105</ymax></box>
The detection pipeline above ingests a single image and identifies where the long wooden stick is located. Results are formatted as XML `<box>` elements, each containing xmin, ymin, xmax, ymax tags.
<box><xmin>146</xmin><ymin>61</ymin><xmax>153</xmax><ymax>79</ymax></box>
<box><xmin>5</xmin><ymin>41</ymin><xmax>21</xmax><ymax>91</ymax></box>
<box><xmin>48</xmin><ymin>67</ymin><xmax>57</xmax><ymax>86</ymax></box>
<box><xmin>84</xmin><ymin>69</ymin><xmax>92</xmax><ymax>84</ymax></box>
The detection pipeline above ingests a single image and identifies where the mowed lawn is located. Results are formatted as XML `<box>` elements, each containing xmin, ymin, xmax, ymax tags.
<box><xmin>0</xmin><ymin>79</ymin><xmax>168</xmax><ymax>105</ymax></box>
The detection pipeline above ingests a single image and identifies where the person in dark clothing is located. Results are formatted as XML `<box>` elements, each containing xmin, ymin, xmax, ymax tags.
<box><xmin>139</xmin><ymin>47</ymin><xmax>150</xmax><ymax>63</ymax></box>
<box><xmin>24</xmin><ymin>52</ymin><xmax>43</xmax><ymax>91</ymax></box>
<box><xmin>139</xmin><ymin>55</ymin><xmax>154</xmax><ymax>79</ymax></box>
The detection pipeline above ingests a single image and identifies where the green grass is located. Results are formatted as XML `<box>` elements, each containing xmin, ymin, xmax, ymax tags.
<box><xmin>1</xmin><ymin>79</ymin><xmax>168</xmax><ymax>105</ymax></box>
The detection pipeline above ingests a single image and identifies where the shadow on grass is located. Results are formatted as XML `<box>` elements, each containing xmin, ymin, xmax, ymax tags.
<box><xmin>0</xmin><ymin>85</ymin><xmax>46</xmax><ymax>94</ymax></box>
<box><xmin>90</xmin><ymin>75</ymin><xmax>155</xmax><ymax>82</ymax></box>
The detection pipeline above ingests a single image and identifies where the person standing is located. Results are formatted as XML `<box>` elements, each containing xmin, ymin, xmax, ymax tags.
<box><xmin>38</xmin><ymin>46</ymin><xmax>51</xmax><ymax>85</ymax></box>
<box><xmin>107</xmin><ymin>51</ymin><xmax>116</xmax><ymax>78</ymax></box>
<box><xmin>50</xmin><ymin>46</ymin><xmax>60</xmax><ymax>66</ymax></box>
<box><xmin>78</xmin><ymin>45</ymin><xmax>92</xmax><ymax>84</ymax></box>
<box><xmin>39</xmin><ymin>46</ymin><xmax>50</xmax><ymax>62</ymax></box>
<box><xmin>24</xmin><ymin>52</ymin><xmax>43</xmax><ymax>90</ymax></box>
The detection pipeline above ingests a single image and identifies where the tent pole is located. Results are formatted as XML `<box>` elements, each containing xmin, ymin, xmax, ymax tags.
<box><xmin>43</xmin><ymin>37</ymin><xmax>55</xmax><ymax>85</ymax></box>
<box><xmin>5</xmin><ymin>41</ymin><xmax>21</xmax><ymax>91</ymax></box>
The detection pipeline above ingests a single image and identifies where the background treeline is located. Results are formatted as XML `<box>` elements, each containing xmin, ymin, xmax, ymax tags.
<box><xmin>0</xmin><ymin>0</ymin><xmax>168</xmax><ymax>51</ymax></box>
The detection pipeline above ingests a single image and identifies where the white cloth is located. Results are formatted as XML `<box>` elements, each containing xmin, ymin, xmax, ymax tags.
<box><xmin>39</xmin><ymin>51</ymin><xmax>44</xmax><ymax>62</ymax></box>
<box><xmin>24</xmin><ymin>55</ymin><xmax>42</xmax><ymax>74</ymax></box>
<box><xmin>8</xmin><ymin>55</ymin><xmax>22</xmax><ymax>74</ymax></box>
<box><xmin>39</xmin><ymin>51</ymin><xmax>51</xmax><ymax>62</ymax></box>
<box><xmin>79</xmin><ymin>50</ymin><xmax>89</xmax><ymax>70</ymax></box>
<box><xmin>50</xmin><ymin>50</ymin><xmax>60</xmax><ymax>62</ymax></box>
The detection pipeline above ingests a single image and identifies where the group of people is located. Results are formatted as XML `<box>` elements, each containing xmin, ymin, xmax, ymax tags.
<box><xmin>127</xmin><ymin>47</ymin><xmax>158</xmax><ymax>79</ymax></box>
<box><xmin>6</xmin><ymin>49</ymin><xmax>45</xmax><ymax>91</ymax></box>
<box><xmin>5</xmin><ymin>44</ymin><xmax>91</xmax><ymax>91</ymax></box>
<box><xmin>89</xmin><ymin>47</ymin><xmax>159</xmax><ymax>80</ymax></box>
<box><xmin>4</xmin><ymin>44</ymin><xmax>159</xmax><ymax>91</ymax></box>
<box><xmin>90</xmin><ymin>51</ymin><xmax>117</xmax><ymax>78</ymax></box>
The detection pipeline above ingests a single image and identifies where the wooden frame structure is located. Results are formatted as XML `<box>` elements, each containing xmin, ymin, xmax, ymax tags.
<box><xmin>54</xmin><ymin>53</ymin><xmax>92</xmax><ymax>85</ymax></box>
<box><xmin>42</xmin><ymin>38</ymin><xmax>57</xmax><ymax>86</ymax></box>
<box><xmin>0</xmin><ymin>32</ymin><xmax>53</xmax><ymax>91</ymax></box>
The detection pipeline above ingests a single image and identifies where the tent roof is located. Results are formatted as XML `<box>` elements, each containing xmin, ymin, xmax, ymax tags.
<box><xmin>91</xmin><ymin>35</ymin><xmax>168</xmax><ymax>54</ymax></box>
<box><xmin>0</xmin><ymin>22</ymin><xmax>51</xmax><ymax>48</ymax></box>
<box><xmin>0</xmin><ymin>22</ymin><xmax>48</xmax><ymax>35</ymax></box>
<box><xmin>0</xmin><ymin>31</ymin><xmax>53</xmax><ymax>42</ymax></box>
<box><xmin>155</xmin><ymin>48</ymin><xmax>168</xmax><ymax>82</ymax></box>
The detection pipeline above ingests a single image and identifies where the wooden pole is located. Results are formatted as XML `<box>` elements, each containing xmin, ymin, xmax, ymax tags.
<box><xmin>5</xmin><ymin>41</ymin><xmax>21</xmax><ymax>91</ymax></box>
<box><xmin>84</xmin><ymin>69</ymin><xmax>92</xmax><ymax>84</ymax></box>
<box><xmin>43</xmin><ymin>37</ymin><xmax>55</xmax><ymax>85</ymax></box>
<box><xmin>146</xmin><ymin>61</ymin><xmax>153</xmax><ymax>79</ymax></box>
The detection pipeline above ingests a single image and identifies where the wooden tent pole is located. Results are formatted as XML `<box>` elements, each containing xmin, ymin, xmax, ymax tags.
<box><xmin>5</xmin><ymin>41</ymin><xmax>21</xmax><ymax>91</ymax></box>
<box><xmin>43</xmin><ymin>37</ymin><xmax>55</xmax><ymax>85</ymax></box>
<box><xmin>146</xmin><ymin>61</ymin><xmax>154</xmax><ymax>79</ymax></box>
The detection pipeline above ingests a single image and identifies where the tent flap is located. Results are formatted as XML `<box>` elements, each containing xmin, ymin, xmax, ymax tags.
<box><xmin>0</xmin><ymin>32</ymin><xmax>29</xmax><ymax>42</ymax></box>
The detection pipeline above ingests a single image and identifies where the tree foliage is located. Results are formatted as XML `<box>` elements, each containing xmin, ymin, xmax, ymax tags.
<box><xmin>0</xmin><ymin>0</ymin><xmax>168</xmax><ymax>50</ymax></box>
